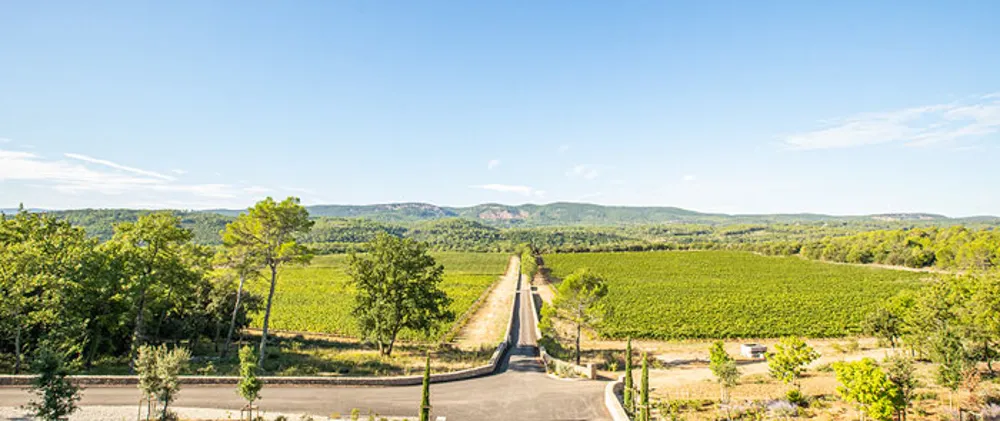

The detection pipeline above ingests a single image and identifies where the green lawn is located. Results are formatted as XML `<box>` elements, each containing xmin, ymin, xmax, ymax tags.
<box><xmin>544</xmin><ymin>251</ymin><xmax>927</xmax><ymax>339</ymax></box>
<box><xmin>248</xmin><ymin>252</ymin><xmax>509</xmax><ymax>341</ymax></box>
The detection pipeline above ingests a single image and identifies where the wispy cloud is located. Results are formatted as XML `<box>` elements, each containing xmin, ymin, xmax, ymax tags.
<box><xmin>487</xmin><ymin>159</ymin><xmax>501</xmax><ymax>170</ymax></box>
<box><xmin>566</xmin><ymin>164</ymin><xmax>600</xmax><ymax>180</ymax></box>
<box><xmin>557</xmin><ymin>144</ymin><xmax>570</xmax><ymax>154</ymax></box>
<box><xmin>64</xmin><ymin>153</ymin><xmax>176</xmax><ymax>180</ymax></box>
<box><xmin>683</xmin><ymin>174</ymin><xmax>697</xmax><ymax>182</ymax></box>
<box><xmin>784</xmin><ymin>94</ymin><xmax>1000</xmax><ymax>150</ymax></box>
<box><xmin>243</xmin><ymin>186</ymin><xmax>271</xmax><ymax>195</ymax></box>
<box><xmin>171</xmin><ymin>169</ymin><xmax>187</xmax><ymax>175</ymax></box>
<box><xmin>0</xmin><ymin>138</ymin><xmax>10</xmax><ymax>144</ymax></box>
<box><xmin>283</xmin><ymin>186</ymin><xmax>316</xmax><ymax>195</ymax></box>
<box><xmin>1</xmin><ymin>149</ymin><xmax>236</xmax><ymax>200</ymax></box>
<box><xmin>472</xmin><ymin>183</ymin><xmax>545</xmax><ymax>197</ymax></box>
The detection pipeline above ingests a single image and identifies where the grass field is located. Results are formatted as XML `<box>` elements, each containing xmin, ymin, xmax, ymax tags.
<box><xmin>247</xmin><ymin>252</ymin><xmax>509</xmax><ymax>341</ymax></box>
<box><xmin>544</xmin><ymin>251</ymin><xmax>926</xmax><ymax>339</ymax></box>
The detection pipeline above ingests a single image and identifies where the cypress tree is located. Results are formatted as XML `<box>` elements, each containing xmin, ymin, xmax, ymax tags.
<box><xmin>640</xmin><ymin>351</ymin><xmax>649</xmax><ymax>421</ymax></box>
<box><xmin>419</xmin><ymin>354</ymin><xmax>431</xmax><ymax>421</ymax></box>
<box><xmin>623</xmin><ymin>338</ymin><xmax>634</xmax><ymax>416</ymax></box>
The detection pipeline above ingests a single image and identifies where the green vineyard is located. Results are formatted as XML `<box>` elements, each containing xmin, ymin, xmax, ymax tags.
<box><xmin>248</xmin><ymin>252</ymin><xmax>509</xmax><ymax>340</ymax></box>
<box><xmin>544</xmin><ymin>251</ymin><xmax>927</xmax><ymax>339</ymax></box>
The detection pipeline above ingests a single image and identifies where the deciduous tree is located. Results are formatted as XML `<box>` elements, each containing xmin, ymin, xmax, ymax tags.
<box><xmin>767</xmin><ymin>337</ymin><xmax>819</xmax><ymax>389</ymax></box>
<box><xmin>347</xmin><ymin>233</ymin><xmax>453</xmax><ymax>356</ymax></box>
<box><xmin>833</xmin><ymin>358</ymin><xmax>899</xmax><ymax>421</ymax></box>
<box><xmin>884</xmin><ymin>354</ymin><xmax>919</xmax><ymax>421</ymax></box>
<box><xmin>709</xmin><ymin>341</ymin><xmax>740</xmax><ymax>402</ymax></box>
<box><xmin>103</xmin><ymin>212</ymin><xmax>202</xmax><ymax>370</ymax></box>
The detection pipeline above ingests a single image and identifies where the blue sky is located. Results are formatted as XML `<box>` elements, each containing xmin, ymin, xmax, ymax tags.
<box><xmin>2</xmin><ymin>1</ymin><xmax>999</xmax><ymax>216</ymax></box>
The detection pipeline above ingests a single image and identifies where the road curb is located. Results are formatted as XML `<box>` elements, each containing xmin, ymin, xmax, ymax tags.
<box><xmin>604</xmin><ymin>375</ymin><xmax>630</xmax><ymax>421</ymax></box>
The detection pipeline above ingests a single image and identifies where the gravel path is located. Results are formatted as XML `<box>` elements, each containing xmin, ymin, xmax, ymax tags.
<box><xmin>454</xmin><ymin>256</ymin><xmax>518</xmax><ymax>349</ymax></box>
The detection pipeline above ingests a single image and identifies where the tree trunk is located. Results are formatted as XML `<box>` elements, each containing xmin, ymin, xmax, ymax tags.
<box><xmin>223</xmin><ymin>273</ymin><xmax>247</xmax><ymax>358</ymax></box>
<box><xmin>258</xmin><ymin>265</ymin><xmax>278</xmax><ymax>367</ymax></box>
<box><xmin>152</xmin><ymin>286</ymin><xmax>174</xmax><ymax>344</ymax></box>
<box><xmin>575</xmin><ymin>321</ymin><xmax>582</xmax><ymax>366</ymax></box>
<box><xmin>13</xmin><ymin>324</ymin><xmax>21</xmax><ymax>375</ymax></box>
<box><xmin>985</xmin><ymin>339</ymin><xmax>993</xmax><ymax>374</ymax></box>
<box><xmin>85</xmin><ymin>325</ymin><xmax>102</xmax><ymax>369</ymax></box>
<box><xmin>128</xmin><ymin>288</ymin><xmax>147</xmax><ymax>372</ymax></box>
<box><xmin>386</xmin><ymin>328</ymin><xmax>399</xmax><ymax>357</ymax></box>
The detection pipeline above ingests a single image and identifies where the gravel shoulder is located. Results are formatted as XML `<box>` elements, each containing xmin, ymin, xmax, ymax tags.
<box><xmin>453</xmin><ymin>256</ymin><xmax>519</xmax><ymax>350</ymax></box>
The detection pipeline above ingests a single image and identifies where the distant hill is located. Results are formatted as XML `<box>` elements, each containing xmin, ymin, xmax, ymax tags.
<box><xmin>5</xmin><ymin>203</ymin><xmax>998</xmax><ymax>246</ymax></box>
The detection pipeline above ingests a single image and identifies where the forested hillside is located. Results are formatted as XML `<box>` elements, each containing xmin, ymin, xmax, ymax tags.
<box><xmin>6</xmin><ymin>205</ymin><xmax>999</xmax><ymax>269</ymax></box>
<box><xmin>25</xmin><ymin>202</ymin><xmax>996</xmax><ymax>229</ymax></box>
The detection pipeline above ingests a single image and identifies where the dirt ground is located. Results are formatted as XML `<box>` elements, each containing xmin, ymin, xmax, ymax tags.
<box><xmin>454</xmin><ymin>256</ymin><xmax>519</xmax><ymax>350</ymax></box>
<box><xmin>589</xmin><ymin>337</ymin><xmax>999</xmax><ymax>420</ymax></box>
<box><xmin>531</xmin><ymin>269</ymin><xmax>557</xmax><ymax>303</ymax></box>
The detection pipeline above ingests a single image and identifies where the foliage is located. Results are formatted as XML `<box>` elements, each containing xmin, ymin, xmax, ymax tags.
<box><xmin>551</xmin><ymin>268</ymin><xmax>609</xmax><ymax>365</ymax></box>
<box><xmin>708</xmin><ymin>341</ymin><xmax>740</xmax><ymax>402</ymax></box>
<box><xmin>101</xmin><ymin>212</ymin><xmax>209</xmax><ymax>368</ymax></box>
<box><xmin>0</xmin><ymin>209</ymin><xmax>95</xmax><ymax>373</ymax></box>
<box><xmin>767</xmin><ymin>337</ymin><xmax>819</xmax><ymax>387</ymax></box>
<box><xmin>883</xmin><ymin>354</ymin><xmax>919</xmax><ymax>421</ymax></box>
<box><xmin>864</xmin><ymin>306</ymin><xmax>904</xmax><ymax>348</ymax></box>
<box><xmin>519</xmin><ymin>243</ymin><xmax>538</xmax><ymax>279</ymax></box>
<box><xmin>545</xmin><ymin>251</ymin><xmax>923</xmax><ymax>339</ymax></box>
<box><xmin>26</xmin><ymin>346</ymin><xmax>81</xmax><ymax>421</ymax></box>
<box><xmin>347</xmin><ymin>234</ymin><xmax>453</xmax><ymax>356</ymax></box>
<box><xmin>237</xmin><ymin>346</ymin><xmax>263</xmax><ymax>414</ymax></box>
<box><xmin>135</xmin><ymin>344</ymin><xmax>190</xmax><ymax>421</ymax></box>
<box><xmin>623</xmin><ymin>338</ymin><xmax>634</xmax><ymax>416</ymax></box>
<box><xmin>419</xmin><ymin>354</ymin><xmax>430</xmax><ymax>421</ymax></box>
<box><xmin>39</xmin><ymin>203</ymin><xmax>1000</xmax><ymax>258</ymax></box>
<box><xmin>833</xmin><ymin>358</ymin><xmax>900</xmax><ymax>421</ymax></box>
<box><xmin>775</xmin><ymin>226</ymin><xmax>1000</xmax><ymax>270</ymax></box>
<box><xmin>640</xmin><ymin>352</ymin><xmax>649</xmax><ymax>421</ymax></box>
<box><xmin>222</xmin><ymin>197</ymin><xmax>314</xmax><ymax>366</ymax></box>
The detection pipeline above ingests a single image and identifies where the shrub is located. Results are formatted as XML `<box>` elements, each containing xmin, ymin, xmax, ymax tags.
<box><xmin>135</xmin><ymin>344</ymin><xmax>190</xmax><ymax>421</ymax></box>
<box><xmin>26</xmin><ymin>347</ymin><xmax>81</xmax><ymax>421</ymax></box>
<box><xmin>785</xmin><ymin>389</ymin><xmax>808</xmax><ymax>407</ymax></box>
<box><xmin>766</xmin><ymin>400</ymin><xmax>798</xmax><ymax>419</ymax></box>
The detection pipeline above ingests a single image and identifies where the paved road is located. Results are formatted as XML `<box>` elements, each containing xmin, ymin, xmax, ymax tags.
<box><xmin>0</xmin><ymin>275</ymin><xmax>610</xmax><ymax>421</ymax></box>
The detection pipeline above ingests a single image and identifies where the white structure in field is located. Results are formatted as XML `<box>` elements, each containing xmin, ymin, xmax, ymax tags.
<box><xmin>740</xmin><ymin>343</ymin><xmax>767</xmax><ymax>359</ymax></box>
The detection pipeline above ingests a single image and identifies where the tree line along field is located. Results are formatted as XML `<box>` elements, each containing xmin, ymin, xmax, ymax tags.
<box><xmin>246</xmin><ymin>252</ymin><xmax>509</xmax><ymax>341</ymax></box>
<box><xmin>543</xmin><ymin>251</ymin><xmax>927</xmax><ymax>339</ymax></box>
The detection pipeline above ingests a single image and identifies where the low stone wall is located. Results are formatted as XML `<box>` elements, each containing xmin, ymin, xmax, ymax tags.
<box><xmin>605</xmin><ymin>375</ymin><xmax>630</xmax><ymax>421</ymax></box>
<box><xmin>538</xmin><ymin>347</ymin><xmax>597</xmax><ymax>380</ymax></box>
<box><xmin>527</xmin><ymin>270</ymin><xmax>597</xmax><ymax>380</ymax></box>
<box><xmin>0</xmin><ymin>366</ymin><xmax>499</xmax><ymax>387</ymax></box>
